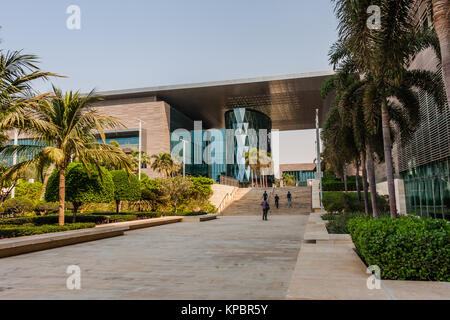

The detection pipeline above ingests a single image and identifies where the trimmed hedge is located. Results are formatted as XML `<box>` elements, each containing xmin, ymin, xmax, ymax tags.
<box><xmin>323</xmin><ymin>180</ymin><xmax>357</xmax><ymax>191</ymax></box>
<box><xmin>1</xmin><ymin>198</ymin><xmax>35</xmax><ymax>216</ymax></box>
<box><xmin>86</xmin><ymin>211</ymin><xmax>207</xmax><ymax>218</ymax></box>
<box><xmin>0</xmin><ymin>223</ymin><xmax>95</xmax><ymax>238</ymax></box>
<box><xmin>325</xmin><ymin>212</ymin><xmax>369</xmax><ymax>234</ymax></box>
<box><xmin>323</xmin><ymin>191</ymin><xmax>389</xmax><ymax>214</ymax></box>
<box><xmin>35</xmin><ymin>201</ymin><xmax>59</xmax><ymax>215</ymax></box>
<box><xmin>182</xmin><ymin>212</ymin><xmax>208</xmax><ymax>216</ymax></box>
<box><xmin>0</xmin><ymin>215</ymin><xmax>109</xmax><ymax>225</ymax></box>
<box><xmin>348</xmin><ymin>216</ymin><xmax>450</xmax><ymax>281</ymax></box>
<box><xmin>107</xmin><ymin>214</ymin><xmax>137</xmax><ymax>222</ymax></box>
<box><xmin>322</xmin><ymin>176</ymin><xmax>362</xmax><ymax>191</ymax></box>
<box><xmin>87</xmin><ymin>211</ymin><xmax>161</xmax><ymax>218</ymax></box>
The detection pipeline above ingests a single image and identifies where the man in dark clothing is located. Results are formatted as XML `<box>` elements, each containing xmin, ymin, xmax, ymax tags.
<box><xmin>263</xmin><ymin>191</ymin><xmax>268</xmax><ymax>201</ymax></box>
<box><xmin>274</xmin><ymin>194</ymin><xmax>280</xmax><ymax>209</ymax></box>
<box><xmin>261</xmin><ymin>200</ymin><xmax>269</xmax><ymax>220</ymax></box>
<box><xmin>287</xmin><ymin>191</ymin><xmax>292</xmax><ymax>208</ymax></box>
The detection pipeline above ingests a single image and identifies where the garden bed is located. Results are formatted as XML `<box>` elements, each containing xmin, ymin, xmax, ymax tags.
<box><xmin>0</xmin><ymin>211</ymin><xmax>208</xmax><ymax>239</ymax></box>
<box><xmin>0</xmin><ymin>223</ymin><xmax>95</xmax><ymax>239</ymax></box>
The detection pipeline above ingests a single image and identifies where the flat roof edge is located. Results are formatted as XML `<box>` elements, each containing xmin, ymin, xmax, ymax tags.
<box><xmin>97</xmin><ymin>70</ymin><xmax>335</xmax><ymax>98</ymax></box>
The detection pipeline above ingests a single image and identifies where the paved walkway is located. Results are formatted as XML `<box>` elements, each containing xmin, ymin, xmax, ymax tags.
<box><xmin>0</xmin><ymin>216</ymin><xmax>308</xmax><ymax>299</ymax></box>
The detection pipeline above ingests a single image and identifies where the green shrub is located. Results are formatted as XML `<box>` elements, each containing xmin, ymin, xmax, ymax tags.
<box><xmin>0</xmin><ymin>215</ymin><xmax>109</xmax><ymax>225</ymax></box>
<box><xmin>321</xmin><ymin>213</ymin><xmax>337</xmax><ymax>221</ymax></box>
<box><xmin>0</xmin><ymin>222</ymin><xmax>95</xmax><ymax>238</ymax></box>
<box><xmin>45</xmin><ymin>162</ymin><xmax>114</xmax><ymax>214</ymax></box>
<box><xmin>182</xmin><ymin>212</ymin><xmax>208</xmax><ymax>216</ymax></box>
<box><xmin>325</xmin><ymin>212</ymin><xmax>369</xmax><ymax>234</ymax></box>
<box><xmin>139</xmin><ymin>176</ymin><xmax>216</xmax><ymax>214</ymax></box>
<box><xmin>322</xmin><ymin>176</ymin><xmax>363</xmax><ymax>191</ymax></box>
<box><xmin>348</xmin><ymin>216</ymin><xmax>450</xmax><ymax>281</ymax></box>
<box><xmin>15</xmin><ymin>180</ymin><xmax>43</xmax><ymax>203</ymax></box>
<box><xmin>111</xmin><ymin>170</ymin><xmax>141</xmax><ymax>213</ymax></box>
<box><xmin>87</xmin><ymin>211</ymin><xmax>160</xmax><ymax>218</ymax></box>
<box><xmin>323</xmin><ymin>191</ymin><xmax>389</xmax><ymax>214</ymax></box>
<box><xmin>140</xmin><ymin>178</ymin><xmax>165</xmax><ymax>211</ymax></box>
<box><xmin>35</xmin><ymin>201</ymin><xmax>59</xmax><ymax>215</ymax></box>
<box><xmin>106</xmin><ymin>214</ymin><xmax>137</xmax><ymax>222</ymax></box>
<box><xmin>189</xmin><ymin>176</ymin><xmax>214</xmax><ymax>200</ymax></box>
<box><xmin>0</xmin><ymin>198</ymin><xmax>35</xmax><ymax>217</ymax></box>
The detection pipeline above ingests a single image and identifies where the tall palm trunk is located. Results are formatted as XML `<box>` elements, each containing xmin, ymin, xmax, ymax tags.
<box><xmin>355</xmin><ymin>160</ymin><xmax>361</xmax><ymax>201</ymax></box>
<box><xmin>361</xmin><ymin>153</ymin><xmax>370</xmax><ymax>215</ymax></box>
<box><xmin>40</xmin><ymin>164</ymin><xmax>55</xmax><ymax>200</ymax></box>
<box><xmin>433</xmin><ymin>0</ymin><xmax>450</xmax><ymax>103</ymax></box>
<box><xmin>381</xmin><ymin>102</ymin><xmax>397</xmax><ymax>218</ymax></box>
<box><xmin>58</xmin><ymin>167</ymin><xmax>66</xmax><ymax>226</ymax></box>
<box><xmin>343</xmin><ymin>166</ymin><xmax>348</xmax><ymax>192</ymax></box>
<box><xmin>366</xmin><ymin>145</ymin><xmax>378</xmax><ymax>218</ymax></box>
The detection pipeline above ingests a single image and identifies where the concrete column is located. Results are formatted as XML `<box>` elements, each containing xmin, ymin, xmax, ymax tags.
<box><xmin>376</xmin><ymin>178</ymin><xmax>407</xmax><ymax>215</ymax></box>
<box><xmin>311</xmin><ymin>179</ymin><xmax>321</xmax><ymax>213</ymax></box>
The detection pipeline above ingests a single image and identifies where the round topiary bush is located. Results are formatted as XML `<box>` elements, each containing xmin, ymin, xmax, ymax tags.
<box><xmin>45</xmin><ymin>162</ymin><xmax>114</xmax><ymax>215</ymax></box>
<box><xmin>110</xmin><ymin>170</ymin><xmax>141</xmax><ymax>213</ymax></box>
<box><xmin>1</xmin><ymin>198</ymin><xmax>35</xmax><ymax>217</ymax></box>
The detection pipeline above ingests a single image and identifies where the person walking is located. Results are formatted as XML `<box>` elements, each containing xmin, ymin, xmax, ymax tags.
<box><xmin>274</xmin><ymin>194</ymin><xmax>279</xmax><ymax>209</ymax></box>
<box><xmin>287</xmin><ymin>191</ymin><xmax>292</xmax><ymax>208</ymax></box>
<box><xmin>261</xmin><ymin>200</ymin><xmax>270</xmax><ymax>221</ymax></box>
<box><xmin>263</xmin><ymin>190</ymin><xmax>268</xmax><ymax>201</ymax></box>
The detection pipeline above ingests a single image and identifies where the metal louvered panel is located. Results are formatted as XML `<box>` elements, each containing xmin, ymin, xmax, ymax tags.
<box><xmin>398</xmin><ymin>71</ymin><xmax>450</xmax><ymax>172</ymax></box>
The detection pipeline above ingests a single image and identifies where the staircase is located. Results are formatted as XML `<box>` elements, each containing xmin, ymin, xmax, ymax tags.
<box><xmin>221</xmin><ymin>186</ymin><xmax>312</xmax><ymax>216</ymax></box>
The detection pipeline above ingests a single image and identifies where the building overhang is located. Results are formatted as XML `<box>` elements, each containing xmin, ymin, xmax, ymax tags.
<box><xmin>98</xmin><ymin>70</ymin><xmax>335</xmax><ymax>131</ymax></box>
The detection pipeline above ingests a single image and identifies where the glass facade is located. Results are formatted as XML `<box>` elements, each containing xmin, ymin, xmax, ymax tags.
<box><xmin>225</xmin><ymin>108</ymin><xmax>272</xmax><ymax>183</ymax></box>
<box><xmin>0</xmin><ymin>139</ymin><xmax>42</xmax><ymax>167</ymax></box>
<box><xmin>283</xmin><ymin>170</ymin><xmax>315</xmax><ymax>187</ymax></box>
<box><xmin>401</xmin><ymin>157</ymin><xmax>450</xmax><ymax>220</ymax></box>
<box><xmin>103</xmin><ymin>136</ymin><xmax>139</xmax><ymax>150</ymax></box>
<box><xmin>398</xmin><ymin>69</ymin><xmax>450</xmax><ymax>219</ymax></box>
<box><xmin>169</xmin><ymin>107</ymin><xmax>273</xmax><ymax>183</ymax></box>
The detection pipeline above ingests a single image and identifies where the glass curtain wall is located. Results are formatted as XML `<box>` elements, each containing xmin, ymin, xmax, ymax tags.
<box><xmin>401</xmin><ymin>157</ymin><xmax>450</xmax><ymax>220</ymax></box>
<box><xmin>283</xmin><ymin>170</ymin><xmax>315</xmax><ymax>186</ymax></box>
<box><xmin>0</xmin><ymin>139</ymin><xmax>42</xmax><ymax>166</ymax></box>
<box><xmin>225</xmin><ymin>108</ymin><xmax>272</xmax><ymax>183</ymax></box>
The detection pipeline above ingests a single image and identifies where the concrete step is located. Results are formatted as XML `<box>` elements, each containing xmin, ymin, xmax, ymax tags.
<box><xmin>221</xmin><ymin>187</ymin><xmax>312</xmax><ymax>216</ymax></box>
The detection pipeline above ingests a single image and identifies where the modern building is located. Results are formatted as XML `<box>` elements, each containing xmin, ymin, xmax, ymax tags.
<box><xmin>89</xmin><ymin>71</ymin><xmax>334</xmax><ymax>183</ymax></box>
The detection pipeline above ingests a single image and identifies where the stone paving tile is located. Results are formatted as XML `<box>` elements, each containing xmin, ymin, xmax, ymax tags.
<box><xmin>0</xmin><ymin>216</ymin><xmax>307</xmax><ymax>300</ymax></box>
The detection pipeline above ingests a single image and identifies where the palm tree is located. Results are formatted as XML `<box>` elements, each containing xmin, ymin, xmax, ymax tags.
<box><xmin>130</xmin><ymin>149</ymin><xmax>151</xmax><ymax>174</ymax></box>
<box><xmin>332</xmin><ymin>0</ymin><xmax>447</xmax><ymax>217</ymax></box>
<box><xmin>0</xmin><ymin>87</ymin><xmax>131</xmax><ymax>225</ymax></box>
<box><xmin>245</xmin><ymin>148</ymin><xmax>260</xmax><ymax>187</ymax></box>
<box><xmin>322</xmin><ymin>63</ymin><xmax>427</xmax><ymax>218</ymax></box>
<box><xmin>0</xmin><ymin>50</ymin><xmax>59</xmax><ymax>150</ymax></box>
<box><xmin>150</xmin><ymin>152</ymin><xmax>176</xmax><ymax>178</ymax></box>
<box><xmin>432</xmin><ymin>0</ymin><xmax>450</xmax><ymax>103</ymax></box>
<box><xmin>259</xmin><ymin>150</ymin><xmax>273</xmax><ymax>188</ymax></box>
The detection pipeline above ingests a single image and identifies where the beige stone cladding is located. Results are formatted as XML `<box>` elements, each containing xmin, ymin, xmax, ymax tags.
<box><xmin>94</xmin><ymin>97</ymin><xmax>172</xmax><ymax>178</ymax></box>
